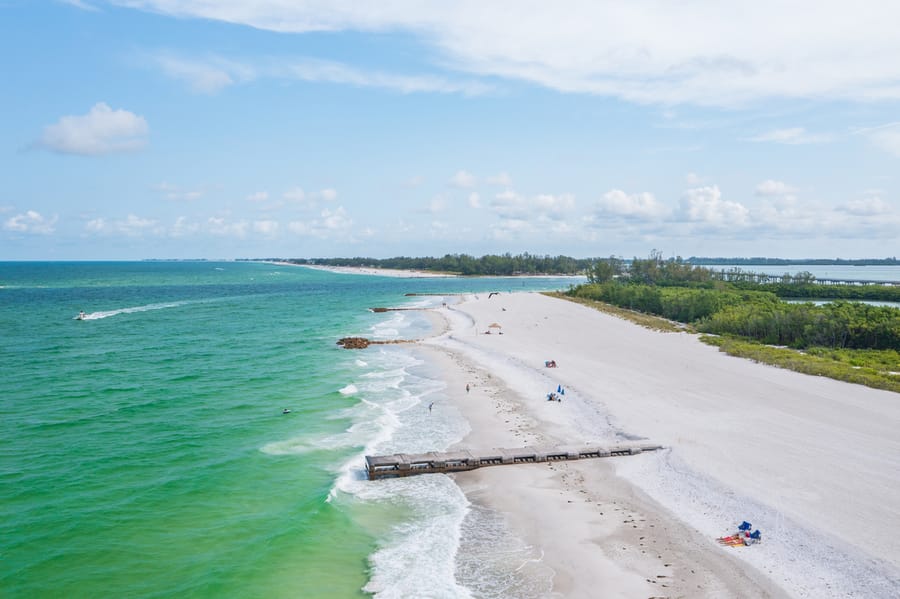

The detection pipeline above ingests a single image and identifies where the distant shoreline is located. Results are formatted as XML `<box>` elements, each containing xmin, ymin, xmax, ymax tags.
<box><xmin>269</xmin><ymin>261</ymin><xmax>455</xmax><ymax>278</ymax></box>
<box><xmin>270</xmin><ymin>261</ymin><xmax>586</xmax><ymax>279</ymax></box>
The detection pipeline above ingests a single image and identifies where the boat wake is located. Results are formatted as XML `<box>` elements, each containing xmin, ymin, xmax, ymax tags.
<box><xmin>74</xmin><ymin>301</ymin><xmax>187</xmax><ymax>321</ymax></box>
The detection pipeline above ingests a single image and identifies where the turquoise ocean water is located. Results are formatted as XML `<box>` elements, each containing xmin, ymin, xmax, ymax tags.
<box><xmin>1</xmin><ymin>262</ymin><xmax>576</xmax><ymax>598</ymax></box>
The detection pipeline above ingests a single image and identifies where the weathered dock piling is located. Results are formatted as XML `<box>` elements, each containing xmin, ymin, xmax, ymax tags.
<box><xmin>365</xmin><ymin>443</ymin><xmax>662</xmax><ymax>480</ymax></box>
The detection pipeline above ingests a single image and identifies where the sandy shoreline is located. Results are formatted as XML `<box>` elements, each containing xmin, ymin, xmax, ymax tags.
<box><xmin>418</xmin><ymin>292</ymin><xmax>899</xmax><ymax>598</ymax></box>
<box><xmin>270</xmin><ymin>262</ymin><xmax>456</xmax><ymax>278</ymax></box>
<box><xmin>271</xmin><ymin>261</ymin><xmax>587</xmax><ymax>280</ymax></box>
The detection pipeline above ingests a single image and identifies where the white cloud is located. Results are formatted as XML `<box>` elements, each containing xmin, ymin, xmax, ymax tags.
<box><xmin>60</xmin><ymin>0</ymin><xmax>99</xmax><ymax>11</ymax></box>
<box><xmin>491</xmin><ymin>189</ymin><xmax>527</xmax><ymax>219</ymax></box>
<box><xmin>428</xmin><ymin>195</ymin><xmax>447</xmax><ymax>213</ymax></box>
<box><xmin>282</xmin><ymin>187</ymin><xmax>337</xmax><ymax>206</ymax></box>
<box><xmin>596</xmin><ymin>189</ymin><xmax>668</xmax><ymax>219</ymax></box>
<box><xmin>151</xmin><ymin>53</ymin><xmax>252</xmax><ymax>94</ymax></box>
<box><xmin>281</xmin><ymin>57</ymin><xmax>491</xmax><ymax>96</ymax></box>
<box><xmin>488</xmin><ymin>190</ymin><xmax>575</xmax><ymax>234</ymax></box>
<box><xmin>112</xmin><ymin>2</ymin><xmax>900</xmax><ymax>106</ymax></box>
<box><xmin>486</xmin><ymin>172</ymin><xmax>513</xmax><ymax>186</ymax></box>
<box><xmin>289</xmin><ymin>206</ymin><xmax>354</xmax><ymax>239</ymax></box>
<box><xmin>84</xmin><ymin>219</ymin><xmax>105</xmax><ymax>233</ymax></box>
<box><xmin>283</xmin><ymin>187</ymin><xmax>307</xmax><ymax>202</ymax></box>
<box><xmin>116</xmin><ymin>214</ymin><xmax>157</xmax><ymax>235</ymax></box>
<box><xmin>679</xmin><ymin>185</ymin><xmax>749</xmax><ymax>225</ymax></box>
<box><xmin>468</xmin><ymin>192</ymin><xmax>481</xmax><ymax>208</ymax></box>
<box><xmin>840</xmin><ymin>196</ymin><xmax>893</xmax><ymax>216</ymax></box>
<box><xmin>38</xmin><ymin>103</ymin><xmax>148</xmax><ymax>155</ymax></box>
<box><xmin>534</xmin><ymin>193</ymin><xmax>574</xmax><ymax>221</ymax></box>
<box><xmin>4</xmin><ymin>210</ymin><xmax>57</xmax><ymax>234</ymax></box>
<box><xmin>206</xmin><ymin>216</ymin><xmax>248</xmax><ymax>238</ymax></box>
<box><xmin>746</xmin><ymin>128</ymin><xmax>832</xmax><ymax>145</ymax></box>
<box><xmin>148</xmin><ymin>52</ymin><xmax>490</xmax><ymax>96</ymax></box>
<box><xmin>450</xmin><ymin>170</ymin><xmax>476</xmax><ymax>188</ymax></box>
<box><xmin>429</xmin><ymin>220</ymin><xmax>450</xmax><ymax>235</ymax></box>
<box><xmin>247</xmin><ymin>191</ymin><xmax>269</xmax><ymax>202</ymax></box>
<box><xmin>253</xmin><ymin>219</ymin><xmax>279</xmax><ymax>236</ymax></box>
<box><xmin>170</xmin><ymin>216</ymin><xmax>199</xmax><ymax>237</ymax></box>
<box><xmin>286</xmin><ymin>221</ymin><xmax>309</xmax><ymax>235</ymax></box>
<box><xmin>755</xmin><ymin>179</ymin><xmax>797</xmax><ymax>196</ymax></box>
<box><xmin>85</xmin><ymin>214</ymin><xmax>159</xmax><ymax>236</ymax></box>
<box><xmin>152</xmin><ymin>181</ymin><xmax>204</xmax><ymax>201</ymax></box>
<box><xmin>489</xmin><ymin>217</ymin><xmax>531</xmax><ymax>241</ymax></box>
<box><xmin>685</xmin><ymin>172</ymin><xmax>704</xmax><ymax>186</ymax></box>
<box><xmin>320</xmin><ymin>206</ymin><xmax>351</xmax><ymax>230</ymax></box>
<box><xmin>867</xmin><ymin>126</ymin><xmax>900</xmax><ymax>158</ymax></box>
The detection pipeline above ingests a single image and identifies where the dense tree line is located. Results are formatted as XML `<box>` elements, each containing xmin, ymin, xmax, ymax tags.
<box><xmin>275</xmin><ymin>253</ymin><xmax>593</xmax><ymax>275</ymax></box>
<box><xmin>697</xmin><ymin>301</ymin><xmax>900</xmax><ymax>350</ymax></box>
<box><xmin>585</xmin><ymin>253</ymin><xmax>900</xmax><ymax>301</ymax></box>
<box><xmin>570</xmin><ymin>281</ymin><xmax>900</xmax><ymax>350</ymax></box>
<box><xmin>574</xmin><ymin>252</ymin><xmax>900</xmax><ymax>351</ymax></box>
<box><xmin>571</xmin><ymin>282</ymin><xmax>780</xmax><ymax>326</ymax></box>
<box><xmin>728</xmin><ymin>281</ymin><xmax>900</xmax><ymax>302</ymax></box>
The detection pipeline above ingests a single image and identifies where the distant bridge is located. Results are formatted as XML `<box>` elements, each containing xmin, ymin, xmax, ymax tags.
<box><xmin>711</xmin><ymin>271</ymin><xmax>899</xmax><ymax>286</ymax></box>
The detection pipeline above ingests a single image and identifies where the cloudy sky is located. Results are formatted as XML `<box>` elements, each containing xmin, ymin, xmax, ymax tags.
<box><xmin>2</xmin><ymin>1</ymin><xmax>899</xmax><ymax>260</ymax></box>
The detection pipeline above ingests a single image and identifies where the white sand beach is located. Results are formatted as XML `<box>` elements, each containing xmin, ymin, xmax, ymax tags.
<box><xmin>422</xmin><ymin>292</ymin><xmax>900</xmax><ymax>598</ymax></box>
<box><xmin>275</xmin><ymin>263</ymin><xmax>457</xmax><ymax>278</ymax></box>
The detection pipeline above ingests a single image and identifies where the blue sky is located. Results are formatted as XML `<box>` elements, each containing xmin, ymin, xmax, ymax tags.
<box><xmin>2</xmin><ymin>1</ymin><xmax>899</xmax><ymax>260</ymax></box>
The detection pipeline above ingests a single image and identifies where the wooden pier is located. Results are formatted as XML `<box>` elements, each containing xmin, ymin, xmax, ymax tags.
<box><xmin>365</xmin><ymin>443</ymin><xmax>663</xmax><ymax>480</ymax></box>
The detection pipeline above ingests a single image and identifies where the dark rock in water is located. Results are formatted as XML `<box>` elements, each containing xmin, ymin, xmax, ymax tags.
<box><xmin>337</xmin><ymin>337</ymin><xmax>370</xmax><ymax>349</ymax></box>
<box><xmin>336</xmin><ymin>337</ymin><xmax>419</xmax><ymax>350</ymax></box>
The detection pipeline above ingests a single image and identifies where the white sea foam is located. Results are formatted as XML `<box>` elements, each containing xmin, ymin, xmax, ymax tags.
<box><xmin>339</xmin><ymin>384</ymin><xmax>358</xmax><ymax>395</ymax></box>
<box><xmin>361</xmin><ymin>476</ymin><xmax>474</xmax><ymax>599</ymax></box>
<box><xmin>75</xmin><ymin>301</ymin><xmax>186</xmax><ymax>320</ymax></box>
<box><xmin>355</xmin><ymin>359</ymin><xmax>368</xmax><ymax>367</ymax></box>
<box><xmin>322</xmin><ymin>343</ymin><xmax>475</xmax><ymax>597</ymax></box>
<box><xmin>371</xmin><ymin>313</ymin><xmax>406</xmax><ymax>339</ymax></box>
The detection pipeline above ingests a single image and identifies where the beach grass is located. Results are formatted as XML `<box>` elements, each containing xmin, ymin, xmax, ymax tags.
<box><xmin>544</xmin><ymin>291</ymin><xmax>684</xmax><ymax>332</ymax></box>
<box><xmin>701</xmin><ymin>335</ymin><xmax>900</xmax><ymax>393</ymax></box>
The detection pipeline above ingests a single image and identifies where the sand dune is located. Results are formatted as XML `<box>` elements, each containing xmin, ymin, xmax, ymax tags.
<box><xmin>424</xmin><ymin>292</ymin><xmax>900</xmax><ymax>598</ymax></box>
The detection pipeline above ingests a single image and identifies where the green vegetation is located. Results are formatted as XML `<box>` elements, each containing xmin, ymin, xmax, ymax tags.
<box><xmin>585</xmin><ymin>251</ymin><xmax>900</xmax><ymax>301</ymax></box>
<box><xmin>544</xmin><ymin>291</ymin><xmax>683</xmax><ymax>332</ymax></box>
<box><xmin>730</xmin><ymin>281</ymin><xmax>900</xmax><ymax>302</ymax></box>
<box><xmin>570</xmin><ymin>282</ymin><xmax>780</xmax><ymax>325</ymax></box>
<box><xmin>570</xmin><ymin>252</ymin><xmax>900</xmax><ymax>391</ymax></box>
<box><xmin>269</xmin><ymin>253</ymin><xmax>592</xmax><ymax>275</ymax></box>
<box><xmin>701</xmin><ymin>336</ymin><xmax>900</xmax><ymax>393</ymax></box>
<box><xmin>697</xmin><ymin>300</ymin><xmax>900</xmax><ymax>350</ymax></box>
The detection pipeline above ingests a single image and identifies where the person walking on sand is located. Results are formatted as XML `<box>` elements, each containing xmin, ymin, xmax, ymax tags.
<box><xmin>466</xmin><ymin>383</ymin><xmax>470</xmax><ymax>393</ymax></box>
<box><xmin>428</xmin><ymin>402</ymin><xmax>434</xmax><ymax>413</ymax></box>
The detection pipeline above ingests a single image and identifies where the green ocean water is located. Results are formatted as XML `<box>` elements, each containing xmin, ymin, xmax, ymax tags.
<box><xmin>1</xmin><ymin>262</ymin><xmax>577</xmax><ymax>598</ymax></box>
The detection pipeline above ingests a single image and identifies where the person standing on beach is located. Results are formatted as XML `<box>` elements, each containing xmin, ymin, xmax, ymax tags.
<box><xmin>428</xmin><ymin>402</ymin><xmax>434</xmax><ymax>413</ymax></box>
<box><xmin>466</xmin><ymin>383</ymin><xmax>470</xmax><ymax>393</ymax></box>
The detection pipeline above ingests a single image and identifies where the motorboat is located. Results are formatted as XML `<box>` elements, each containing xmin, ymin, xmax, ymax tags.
<box><xmin>75</xmin><ymin>311</ymin><xmax>87</xmax><ymax>320</ymax></box>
